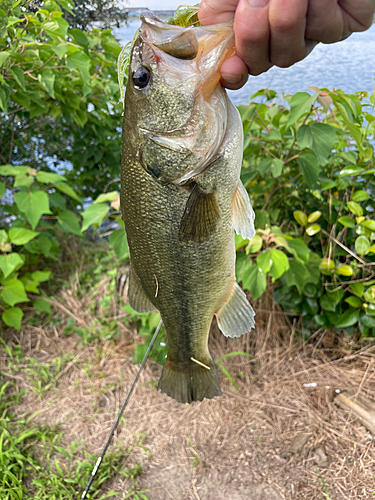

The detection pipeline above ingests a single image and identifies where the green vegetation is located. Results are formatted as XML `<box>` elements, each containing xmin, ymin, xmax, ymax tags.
<box><xmin>236</xmin><ymin>88</ymin><xmax>375</xmax><ymax>337</ymax></box>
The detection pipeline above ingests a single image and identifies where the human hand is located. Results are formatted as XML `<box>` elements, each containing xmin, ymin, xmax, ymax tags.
<box><xmin>198</xmin><ymin>0</ymin><xmax>375</xmax><ymax>89</ymax></box>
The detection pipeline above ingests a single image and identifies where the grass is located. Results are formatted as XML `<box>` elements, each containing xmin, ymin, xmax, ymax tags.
<box><xmin>317</xmin><ymin>469</ymin><xmax>330</xmax><ymax>499</ymax></box>
<box><xmin>0</xmin><ymin>344</ymin><xmax>149</xmax><ymax>500</ymax></box>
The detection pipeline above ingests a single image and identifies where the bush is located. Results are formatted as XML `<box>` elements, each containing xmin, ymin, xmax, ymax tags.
<box><xmin>237</xmin><ymin>88</ymin><xmax>375</xmax><ymax>337</ymax></box>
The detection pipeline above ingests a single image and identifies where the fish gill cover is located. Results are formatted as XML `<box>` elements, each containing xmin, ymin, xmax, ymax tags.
<box><xmin>117</xmin><ymin>5</ymin><xmax>200</xmax><ymax>106</ymax></box>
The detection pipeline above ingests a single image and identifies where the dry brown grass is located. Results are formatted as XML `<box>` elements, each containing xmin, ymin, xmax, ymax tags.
<box><xmin>1</xmin><ymin>273</ymin><xmax>375</xmax><ymax>499</ymax></box>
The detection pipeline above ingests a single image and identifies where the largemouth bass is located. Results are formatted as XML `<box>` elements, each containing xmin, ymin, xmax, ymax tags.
<box><xmin>121</xmin><ymin>12</ymin><xmax>255</xmax><ymax>403</ymax></box>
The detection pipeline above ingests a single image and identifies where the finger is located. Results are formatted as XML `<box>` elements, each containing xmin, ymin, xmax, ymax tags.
<box><xmin>341</xmin><ymin>0</ymin><xmax>375</xmax><ymax>32</ymax></box>
<box><xmin>220</xmin><ymin>56</ymin><xmax>249</xmax><ymax>89</ymax></box>
<box><xmin>198</xmin><ymin>0</ymin><xmax>239</xmax><ymax>25</ymax></box>
<box><xmin>234</xmin><ymin>0</ymin><xmax>273</xmax><ymax>76</ymax></box>
<box><xmin>268</xmin><ymin>0</ymin><xmax>310</xmax><ymax>67</ymax></box>
<box><xmin>305</xmin><ymin>0</ymin><xmax>346</xmax><ymax>43</ymax></box>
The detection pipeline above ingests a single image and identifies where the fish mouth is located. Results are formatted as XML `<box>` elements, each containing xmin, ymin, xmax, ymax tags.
<box><xmin>140</xmin><ymin>11</ymin><xmax>235</xmax><ymax>98</ymax></box>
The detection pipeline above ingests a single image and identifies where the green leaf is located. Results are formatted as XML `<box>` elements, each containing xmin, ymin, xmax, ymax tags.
<box><xmin>352</xmin><ymin>190</ymin><xmax>369</xmax><ymax>202</ymax></box>
<box><xmin>14</xmin><ymin>191</ymin><xmax>51</xmax><ymax>229</ymax></box>
<box><xmin>345</xmin><ymin>296</ymin><xmax>363</xmax><ymax>308</ymax></box>
<box><xmin>31</xmin><ymin>270</ymin><xmax>51</xmax><ymax>283</ymax></box>
<box><xmin>52</xmin><ymin>42</ymin><xmax>69</xmax><ymax>58</ymax></box>
<box><xmin>43</xmin><ymin>20</ymin><xmax>66</xmax><ymax>39</ymax></box>
<box><xmin>246</xmin><ymin>234</ymin><xmax>263</xmax><ymax>254</ymax></box>
<box><xmin>57</xmin><ymin>210</ymin><xmax>82</xmax><ymax>236</ymax></box>
<box><xmin>0</xmin><ymin>230</ymin><xmax>8</xmax><ymax>244</ymax></box>
<box><xmin>0</xmin><ymin>253</ymin><xmax>24</xmax><ymax>279</ymax></box>
<box><xmin>284</xmin><ymin>260</ymin><xmax>308</xmax><ymax>293</ymax></box>
<box><xmin>56</xmin><ymin>0</ymin><xmax>74</xmax><ymax>14</ymax></box>
<box><xmin>293</xmin><ymin>210</ymin><xmax>307</xmax><ymax>226</ymax></box>
<box><xmin>338</xmin><ymin>216</ymin><xmax>355</xmax><ymax>228</ymax></box>
<box><xmin>0</xmin><ymin>51</ymin><xmax>10</xmax><ymax>67</ymax></box>
<box><xmin>320</xmin><ymin>294</ymin><xmax>336</xmax><ymax>312</ymax></box>
<box><xmin>67</xmin><ymin>51</ymin><xmax>90</xmax><ymax>83</ymax></box>
<box><xmin>109</xmin><ymin>229</ymin><xmax>129</xmax><ymax>259</ymax></box>
<box><xmin>21</xmin><ymin>275</ymin><xmax>40</xmax><ymax>294</ymax></box>
<box><xmin>355</xmin><ymin>235</ymin><xmax>370</xmax><ymax>256</ymax></box>
<box><xmin>55</xmin><ymin>182</ymin><xmax>82</xmax><ymax>202</ymax></box>
<box><xmin>9</xmin><ymin>228</ymin><xmax>39</xmax><ymax>245</ymax></box>
<box><xmin>33</xmin><ymin>299</ymin><xmax>51</xmax><ymax>313</ymax></box>
<box><xmin>287</xmin><ymin>92</ymin><xmax>318</xmax><ymax>128</ymax></box>
<box><xmin>269</xmin><ymin>249</ymin><xmax>289</xmax><ymax>280</ymax></box>
<box><xmin>235</xmin><ymin>234</ymin><xmax>248</xmax><ymax>250</ymax></box>
<box><xmin>0</xmin><ymin>181</ymin><xmax>5</xmax><ymax>197</ymax></box>
<box><xmin>339</xmin><ymin>166</ymin><xmax>364</xmax><ymax>176</ymax></box>
<box><xmin>81</xmin><ymin>203</ymin><xmax>109</xmax><ymax>232</ymax></box>
<box><xmin>0</xmin><ymin>164</ymin><xmax>30</xmax><ymax>176</ymax></box>
<box><xmin>1</xmin><ymin>279</ymin><xmax>29</xmax><ymax>306</ymax></box>
<box><xmin>326</xmin><ymin>287</ymin><xmax>344</xmax><ymax>303</ymax></box>
<box><xmin>25</xmin><ymin>236</ymin><xmax>52</xmax><ymax>257</ymax></box>
<box><xmin>256</xmin><ymin>250</ymin><xmax>272</xmax><ymax>273</ymax></box>
<box><xmin>296</xmin><ymin>123</ymin><xmax>337</xmax><ymax>164</ymax></box>
<box><xmin>14</xmin><ymin>173</ymin><xmax>34</xmax><ymax>188</ymax></box>
<box><xmin>362</xmin><ymin>220</ymin><xmax>375</xmax><ymax>232</ymax></box>
<box><xmin>2</xmin><ymin>307</ymin><xmax>23</xmax><ymax>330</ymax></box>
<box><xmin>284</xmin><ymin>238</ymin><xmax>310</xmax><ymax>262</ymax></box>
<box><xmin>319</xmin><ymin>258</ymin><xmax>335</xmax><ymax>275</ymax></box>
<box><xmin>306</xmin><ymin>224</ymin><xmax>321</xmax><ymax>236</ymax></box>
<box><xmin>307</xmin><ymin>211</ymin><xmax>322</xmax><ymax>223</ymax></box>
<box><xmin>36</xmin><ymin>171</ymin><xmax>67</xmax><ymax>184</ymax></box>
<box><xmin>10</xmin><ymin>66</ymin><xmax>25</xmax><ymax>90</ymax></box>
<box><xmin>38</xmin><ymin>71</ymin><xmax>55</xmax><ymax>98</ymax></box>
<box><xmin>270</xmin><ymin>158</ymin><xmax>283</xmax><ymax>178</ymax></box>
<box><xmin>94</xmin><ymin>191</ymin><xmax>118</xmax><ymax>204</ymax></box>
<box><xmin>360</xmin><ymin>314</ymin><xmax>375</xmax><ymax>329</ymax></box>
<box><xmin>335</xmin><ymin>309</ymin><xmax>359</xmax><ymax>329</ymax></box>
<box><xmin>0</xmin><ymin>87</ymin><xmax>8</xmax><ymax>112</ymax></box>
<box><xmin>241</xmin><ymin>263</ymin><xmax>267</xmax><ymax>300</ymax></box>
<box><xmin>335</xmin><ymin>265</ymin><xmax>353</xmax><ymax>277</ymax></box>
<box><xmin>350</xmin><ymin>283</ymin><xmax>364</xmax><ymax>297</ymax></box>
<box><xmin>347</xmin><ymin>201</ymin><xmax>363</xmax><ymax>216</ymax></box>
<box><xmin>298</xmin><ymin>152</ymin><xmax>321</xmax><ymax>189</ymax></box>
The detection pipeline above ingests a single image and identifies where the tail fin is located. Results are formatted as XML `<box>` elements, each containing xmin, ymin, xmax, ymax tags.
<box><xmin>158</xmin><ymin>356</ymin><xmax>221</xmax><ymax>403</ymax></box>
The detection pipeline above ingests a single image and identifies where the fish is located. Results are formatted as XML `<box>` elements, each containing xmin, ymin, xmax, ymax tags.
<box><xmin>120</xmin><ymin>11</ymin><xmax>255</xmax><ymax>404</ymax></box>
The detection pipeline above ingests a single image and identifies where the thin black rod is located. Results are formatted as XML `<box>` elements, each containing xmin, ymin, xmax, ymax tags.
<box><xmin>81</xmin><ymin>320</ymin><xmax>163</xmax><ymax>499</ymax></box>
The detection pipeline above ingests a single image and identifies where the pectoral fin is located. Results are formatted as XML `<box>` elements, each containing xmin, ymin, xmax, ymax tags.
<box><xmin>216</xmin><ymin>282</ymin><xmax>255</xmax><ymax>338</ymax></box>
<box><xmin>179</xmin><ymin>183</ymin><xmax>221</xmax><ymax>243</ymax></box>
<box><xmin>232</xmin><ymin>181</ymin><xmax>255</xmax><ymax>240</ymax></box>
<box><xmin>128</xmin><ymin>265</ymin><xmax>158</xmax><ymax>313</ymax></box>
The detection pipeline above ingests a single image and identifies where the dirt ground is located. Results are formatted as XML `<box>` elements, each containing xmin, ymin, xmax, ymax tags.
<box><xmin>2</xmin><ymin>285</ymin><xmax>375</xmax><ymax>500</ymax></box>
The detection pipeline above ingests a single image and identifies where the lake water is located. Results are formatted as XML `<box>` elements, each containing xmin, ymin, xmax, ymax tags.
<box><xmin>114</xmin><ymin>18</ymin><xmax>375</xmax><ymax>105</ymax></box>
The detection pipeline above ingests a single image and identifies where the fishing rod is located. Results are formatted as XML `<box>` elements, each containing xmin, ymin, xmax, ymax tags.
<box><xmin>80</xmin><ymin>319</ymin><xmax>163</xmax><ymax>500</ymax></box>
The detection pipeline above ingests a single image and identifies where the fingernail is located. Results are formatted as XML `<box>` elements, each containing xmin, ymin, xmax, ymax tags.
<box><xmin>221</xmin><ymin>73</ymin><xmax>243</xmax><ymax>84</ymax></box>
<box><xmin>248</xmin><ymin>0</ymin><xmax>269</xmax><ymax>6</ymax></box>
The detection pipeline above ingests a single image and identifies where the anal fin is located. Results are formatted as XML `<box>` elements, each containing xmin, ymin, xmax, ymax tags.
<box><xmin>128</xmin><ymin>265</ymin><xmax>158</xmax><ymax>313</ymax></box>
<box><xmin>232</xmin><ymin>181</ymin><xmax>255</xmax><ymax>240</ymax></box>
<box><xmin>179</xmin><ymin>182</ymin><xmax>220</xmax><ymax>243</ymax></box>
<box><xmin>216</xmin><ymin>282</ymin><xmax>255</xmax><ymax>338</ymax></box>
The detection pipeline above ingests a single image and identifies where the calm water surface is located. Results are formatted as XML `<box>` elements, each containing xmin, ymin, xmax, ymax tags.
<box><xmin>114</xmin><ymin>19</ymin><xmax>375</xmax><ymax>105</ymax></box>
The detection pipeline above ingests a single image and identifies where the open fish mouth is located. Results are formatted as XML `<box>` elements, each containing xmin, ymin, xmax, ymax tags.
<box><xmin>139</xmin><ymin>11</ymin><xmax>235</xmax><ymax>99</ymax></box>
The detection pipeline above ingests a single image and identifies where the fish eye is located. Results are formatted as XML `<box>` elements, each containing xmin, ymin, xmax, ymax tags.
<box><xmin>132</xmin><ymin>66</ymin><xmax>151</xmax><ymax>90</ymax></box>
